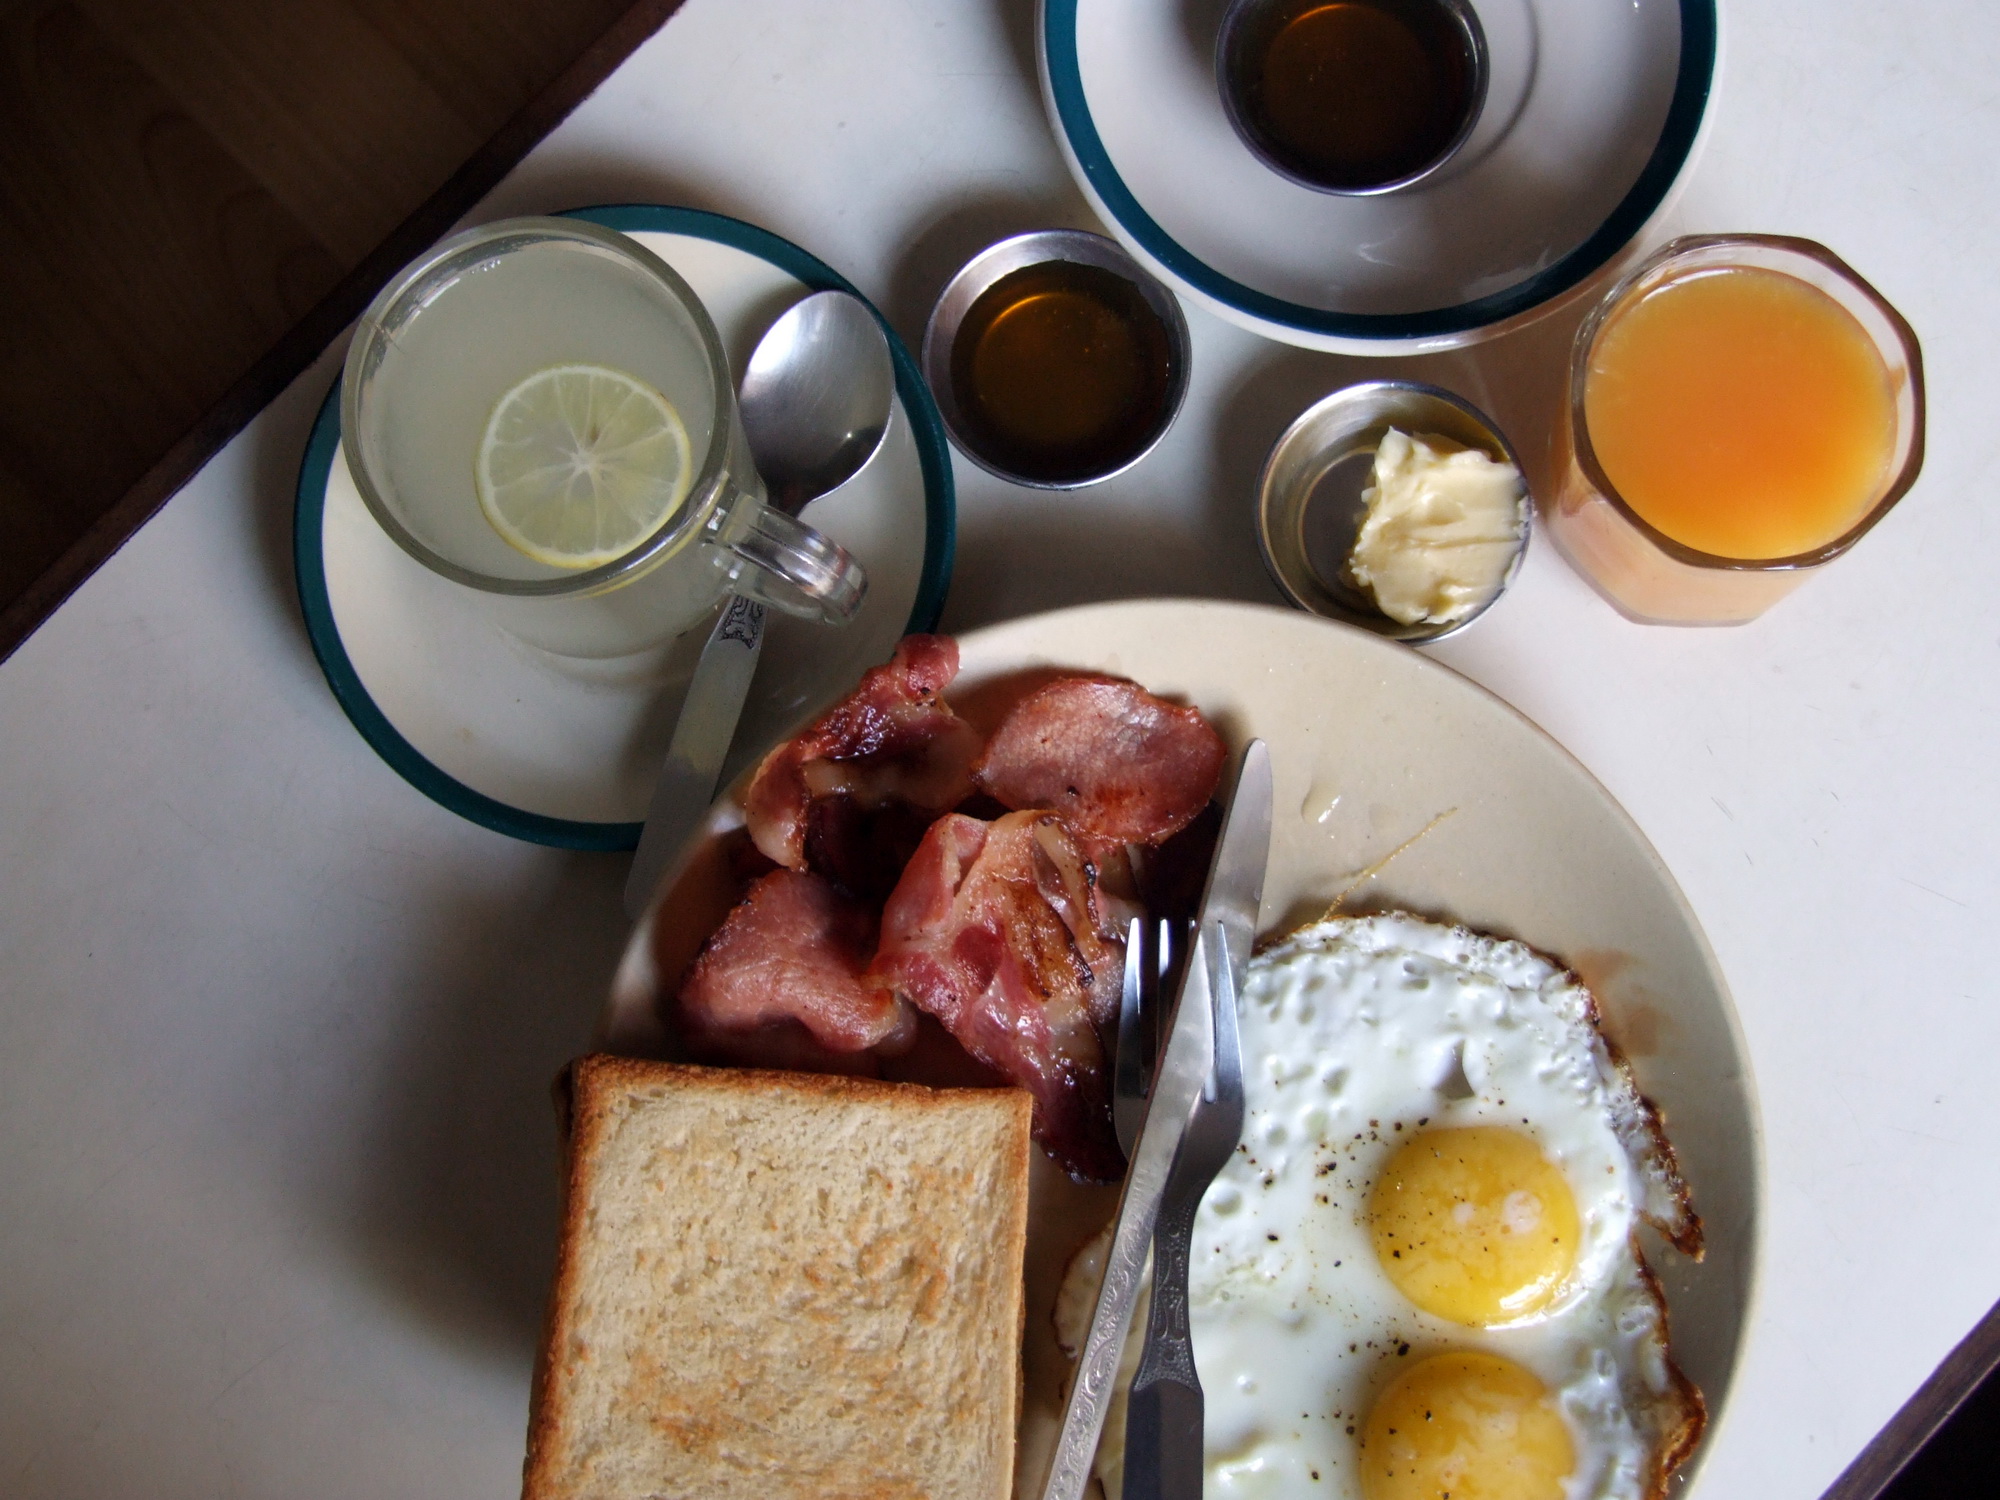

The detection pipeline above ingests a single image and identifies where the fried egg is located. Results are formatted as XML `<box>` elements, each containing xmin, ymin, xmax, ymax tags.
<box><xmin>1059</xmin><ymin>913</ymin><xmax>1704</xmax><ymax>1500</ymax></box>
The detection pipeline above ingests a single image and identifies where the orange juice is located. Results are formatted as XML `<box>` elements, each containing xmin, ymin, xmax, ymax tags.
<box><xmin>1583</xmin><ymin>266</ymin><xmax>1898</xmax><ymax>560</ymax></box>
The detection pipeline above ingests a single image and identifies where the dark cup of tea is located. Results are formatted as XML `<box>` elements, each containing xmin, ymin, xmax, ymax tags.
<box><xmin>1217</xmin><ymin>0</ymin><xmax>1488</xmax><ymax>196</ymax></box>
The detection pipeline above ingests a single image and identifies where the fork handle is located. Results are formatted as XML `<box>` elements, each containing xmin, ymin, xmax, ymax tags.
<box><xmin>1125</xmin><ymin>1188</ymin><xmax>1204</xmax><ymax>1498</ymax></box>
<box><xmin>1124</xmin><ymin>1376</ymin><xmax>1204</xmax><ymax>1500</ymax></box>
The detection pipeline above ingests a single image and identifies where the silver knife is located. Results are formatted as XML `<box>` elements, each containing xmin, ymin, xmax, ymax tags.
<box><xmin>1037</xmin><ymin>739</ymin><xmax>1274</xmax><ymax>1500</ymax></box>
<box><xmin>621</xmin><ymin>594</ymin><xmax>766</xmax><ymax>918</ymax></box>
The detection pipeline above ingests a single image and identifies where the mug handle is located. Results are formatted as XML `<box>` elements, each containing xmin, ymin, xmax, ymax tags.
<box><xmin>714</xmin><ymin>493</ymin><xmax>867</xmax><ymax>624</ymax></box>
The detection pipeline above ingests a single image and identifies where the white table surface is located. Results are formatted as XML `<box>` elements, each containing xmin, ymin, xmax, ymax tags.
<box><xmin>3</xmin><ymin>0</ymin><xmax>1994</xmax><ymax>1494</ymax></box>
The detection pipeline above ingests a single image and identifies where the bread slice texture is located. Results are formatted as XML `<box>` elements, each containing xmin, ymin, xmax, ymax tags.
<box><xmin>524</xmin><ymin>1056</ymin><xmax>1033</xmax><ymax>1500</ymax></box>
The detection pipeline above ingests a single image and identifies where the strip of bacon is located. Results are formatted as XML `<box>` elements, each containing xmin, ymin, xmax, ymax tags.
<box><xmin>742</xmin><ymin>634</ymin><xmax>982</xmax><ymax>898</ymax></box>
<box><xmin>676</xmin><ymin>869</ymin><xmax>916</xmax><ymax>1072</ymax></box>
<box><xmin>865</xmin><ymin>810</ymin><xmax>1126</xmax><ymax>1182</ymax></box>
<box><xmin>972</xmin><ymin>677</ymin><xmax>1225</xmax><ymax>847</ymax></box>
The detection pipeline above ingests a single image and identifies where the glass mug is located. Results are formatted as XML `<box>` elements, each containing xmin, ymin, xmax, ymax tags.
<box><xmin>341</xmin><ymin>217</ymin><xmax>866</xmax><ymax>658</ymax></box>
<box><xmin>1548</xmin><ymin>235</ymin><xmax>1924</xmax><ymax>626</ymax></box>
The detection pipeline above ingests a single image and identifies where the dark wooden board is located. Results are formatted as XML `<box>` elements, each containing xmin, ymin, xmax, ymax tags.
<box><xmin>1822</xmin><ymin>1296</ymin><xmax>2000</xmax><ymax>1500</ymax></box>
<box><xmin>0</xmin><ymin>0</ymin><xmax>686</xmax><ymax>661</ymax></box>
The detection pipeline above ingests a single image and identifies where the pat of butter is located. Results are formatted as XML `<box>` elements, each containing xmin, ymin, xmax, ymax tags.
<box><xmin>1344</xmin><ymin>429</ymin><xmax>1524</xmax><ymax>626</ymax></box>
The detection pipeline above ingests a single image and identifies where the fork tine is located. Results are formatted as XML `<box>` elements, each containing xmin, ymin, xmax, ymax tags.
<box><xmin>1210</xmin><ymin>924</ymin><xmax>1245</xmax><ymax>1114</ymax></box>
<box><xmin>1122</xmin><ymin>916</ymin><xmax>1145</xmax><ymax>1011</ymax></box>
<box><xmin>1113</xmin><ymin>917</ymin><xmax>1148</xmax><ymax>1157</ymax></box>
<box><xmin>1147</xmin><ymin>918</ymin><xmax>1170</xmax><ymax>1065</ymax></box>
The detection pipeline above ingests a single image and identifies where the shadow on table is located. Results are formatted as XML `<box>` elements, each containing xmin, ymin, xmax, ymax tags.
<box><xmin>883</xmin><ymin>188</ymin><xmax>1098</xmax><ymax>355</ymax></box>
<box><xmin>931</xmin><ymin>345</ymin><xmax>1412</xmax><ymax>632</ymax></box>
<box><xmin>235</xmin><ymin>162</ymin><xmax>827</xmax><ymax>1370</ymax></box>
<box><xmin>476</xmin><ymin>156</ymin><xmax>767</xmax><ymax>233</ymax></box>
<box><xmin>331</xmin><ymin>848</ymin><xmax>630</xmax><ymax>1364</ymax></box>
<box><xmin>941</xmin><ymin>502</ymin><xmax>1278</xmax><ymax>633</ymax></box>
<box><xmin>1199</xmin><ymin>293</ymin><xmax>1590</xmax><ymax>515</ymax></box>
<box><xmin>242</xmin><ymin>351</ymin><xmax>347</xmax><ymax>677</ymax></box>
<box><xmin>937</xmin><ymin>315</ymin><xmax>1584</xmax><ymax>632</ymax></box>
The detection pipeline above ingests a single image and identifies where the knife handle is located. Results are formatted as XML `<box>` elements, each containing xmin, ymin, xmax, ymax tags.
<box><xmin>622</xmin><ymin>596</ymin><xmax>767</xmax><ymax>920</ymax></box>
<box><xmin>1125</xmin><ymin>1186</ymin><xmax>1205</xmax><ymax>1499</ymax></box>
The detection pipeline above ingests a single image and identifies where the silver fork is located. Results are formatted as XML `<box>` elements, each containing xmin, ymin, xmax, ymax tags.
<box><xmin>1123</xmin><ymin>922</ymin><xmax>1247</xmax><ymax>1499</ymax></box>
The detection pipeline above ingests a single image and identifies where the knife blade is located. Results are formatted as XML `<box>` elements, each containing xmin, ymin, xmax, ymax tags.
<box><xmin>1037</xmin><ymin>738</ymin><xmax>1274</xmax><ymax>1500</ymax></box>
<box><xmin>1193</xmin><ymin>738</ymin><xmax>1272</xmax><ymax>1008</ymax></box>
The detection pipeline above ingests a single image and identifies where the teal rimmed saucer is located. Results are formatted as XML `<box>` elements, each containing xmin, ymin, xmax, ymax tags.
<box><xmin>294</xmin><ymin>205</ymin><xmax>954</xmax><ymax>851</ymax></box>
<box><xmin>1039</xmin><ymin>0</ymin><xmax>1716</xmax><ymax>353</ymax></box>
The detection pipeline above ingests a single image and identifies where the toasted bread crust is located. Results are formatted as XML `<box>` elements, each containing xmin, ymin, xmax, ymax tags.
<box><xmin>523</xmin><ymin>1056</ymin><xmax>1033</xmax><ymax>1500</ymax></box>
<box><xmin>521</xmin><ymin>1059</ymin><xmax>584</xmax><ymax>1498</ymax></box>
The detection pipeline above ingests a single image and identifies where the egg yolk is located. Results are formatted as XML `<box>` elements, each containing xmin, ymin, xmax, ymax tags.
<box><xmin>1368</xmin><ymin>1126</ymin><xmax>1580</xmax><ymax>1325</ymax></box>
<box><xmin>1360</xmin><ymin>1350</ymin><xmax>1576</xmax><ymax>1500</ymax></box>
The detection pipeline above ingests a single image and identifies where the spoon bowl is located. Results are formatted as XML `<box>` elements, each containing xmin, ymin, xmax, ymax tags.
<box><xmin>741</xmin><ymin>290</ymin><xmax>896</xmax><ymax>515</ymax></box>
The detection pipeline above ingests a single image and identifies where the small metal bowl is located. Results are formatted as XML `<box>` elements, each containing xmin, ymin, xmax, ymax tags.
<box><xmin>1216</xmin><ymin>0</ymin><xmax>1488</xmax><ymax>197</ymax></box>
<box><xmin>922</xmin><ymin>229</ymin><xmax>1191</xmax><ymax>489</ymax></box>
<box><xmin>1256</xmin><ymin>380</ymin><xmax>1530</xmax><ymax>644</ymax></box>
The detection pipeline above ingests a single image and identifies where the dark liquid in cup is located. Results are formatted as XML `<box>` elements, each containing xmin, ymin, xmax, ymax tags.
<box><xmin>1225</xmin><ymin>0</ymin><xmax>1479</xmax><ymax>191</ymax></box>
<box><xmin>949</xmin><ymin>261</ymin><xmax>1176</xmax><ymax>485</ymax></box>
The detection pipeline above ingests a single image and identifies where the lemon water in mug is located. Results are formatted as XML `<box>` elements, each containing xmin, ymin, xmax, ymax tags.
<box><xmin>342</xmin><ymin>218</ymin><xmax>864</xmax><ymax>658</ymax></box>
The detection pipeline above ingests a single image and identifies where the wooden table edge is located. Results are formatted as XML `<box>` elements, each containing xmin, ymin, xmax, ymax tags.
<box><xmin>1818</xmin><ymin>1295</ymin><xmax>2000</xmax><ymax>1500</ymax></box>
<box><xmin>0</xmin><ymin>0</ymin><xmax>690</xmax><ymax>664</ymax></box>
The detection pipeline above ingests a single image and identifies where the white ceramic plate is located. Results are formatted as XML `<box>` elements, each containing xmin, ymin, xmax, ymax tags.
<box><xmin>1038</xmin><ymin>0</ymin><xmax>1717</xmax><ymax>353</ymax></box>
<box><xmin>294</xmin><ymin>207</ymin><xmax>954</xmax><ymax>848</ymax></box>
<box><xmin>605</xmin><ymin>598</ymin><xmax>1760</xmax><ymax>1496</ymax></box>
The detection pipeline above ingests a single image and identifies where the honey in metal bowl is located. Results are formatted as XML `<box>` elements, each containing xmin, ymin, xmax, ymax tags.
<box><xmin>947</xmin><ymin>260</ymin><xmax>1177</xmax><ymax>487</ymax></box>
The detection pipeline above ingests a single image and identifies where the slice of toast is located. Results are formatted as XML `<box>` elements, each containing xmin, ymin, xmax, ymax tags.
<box><xmin>523</xmin><ymin>1056</ymin><xmax>1033</xmax><ymax>1500</ymax></box>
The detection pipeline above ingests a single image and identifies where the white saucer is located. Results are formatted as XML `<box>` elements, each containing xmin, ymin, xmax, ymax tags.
<box><xmin>294</xmin><ymin>206</ymin><xmax>955</xmax><ymax>849</ymax></box>
<box><xmin>1038</xmin><ymin>0</ymin><xmax>1716</xmax><ymax>353</ymax></box>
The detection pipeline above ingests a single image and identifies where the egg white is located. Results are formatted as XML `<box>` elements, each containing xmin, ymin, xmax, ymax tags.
<box><xmin>1066</xmin><ymin>913</ymin><xmax>1701</xmax><ymax>1500</ymax></box>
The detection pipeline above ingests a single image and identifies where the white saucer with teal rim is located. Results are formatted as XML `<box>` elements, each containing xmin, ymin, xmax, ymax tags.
<box><xmin>294</xmin><ymin>205</ymin><xmax>954</xmax><ymax>850</ymax></box>
<box><xmin>1038</xmin><ymin>0</ymin><xmax>1717</xmax><ymax>354</ymax></box>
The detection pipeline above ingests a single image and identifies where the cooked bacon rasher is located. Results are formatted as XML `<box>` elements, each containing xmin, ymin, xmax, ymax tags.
<box><xmin>973</xmin><ymin>676</ymin><xmax>1225</xmax><ymax>848</ymax></box>
<box><xmin>865</xmin><ymin>810</ymin><xmax>1128</xmax><ymax>1182</ymax></box>
<box><xmin>677</xmin><ymin>869</ymin><xmax>915</xmax><ymax>1073</ymax></box>
<box><xmin>742</xmin><ymin>634</ymin><xmax>982</xmax><ymax>898</ymax></box>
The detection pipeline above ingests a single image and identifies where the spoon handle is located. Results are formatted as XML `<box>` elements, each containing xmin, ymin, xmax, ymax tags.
<box><xmin>623</xmin><ymin>595</ymin><xmax>766</xmax><ymax>919</ymax></box>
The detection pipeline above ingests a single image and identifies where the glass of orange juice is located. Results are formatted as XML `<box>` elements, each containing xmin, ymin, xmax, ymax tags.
<box><xmin>1549</xmin><ymin>235</ymin><xmax>1924</xmax><ymax>625</ymax></box>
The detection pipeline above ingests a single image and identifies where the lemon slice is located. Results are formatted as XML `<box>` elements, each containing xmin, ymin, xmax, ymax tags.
<box><xmin>476</xmin><ymin>363</ymin><xmax>694</xmax><ymax>569</ymax></box>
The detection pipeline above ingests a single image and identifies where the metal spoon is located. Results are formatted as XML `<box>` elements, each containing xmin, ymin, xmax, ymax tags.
<box><xmin>623</xmin><ymin>290</ymin><xmax>894</xmax><ymax>918</ymax></box>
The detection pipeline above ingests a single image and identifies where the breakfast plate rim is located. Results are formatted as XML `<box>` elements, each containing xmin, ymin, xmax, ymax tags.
<box><xmin>1036</xmin><ymin>0</ymin><xmax>1718</xmax><ymax>351</ymax></box>
<box><xmin>292</xmin><ymin>203</ymin><xmax>957</xmax><ymax>850</ymax></box>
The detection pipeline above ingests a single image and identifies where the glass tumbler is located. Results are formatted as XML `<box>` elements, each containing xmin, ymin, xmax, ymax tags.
<box><xmin>1548</xmin><ymin>235</ymin><xmax>1924</xmax><ymax>626</ymax></box>
<box><xmin>341</xmin><ymin>217</ymin><xmax>866</xmax><ymax>658</ymax></box>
